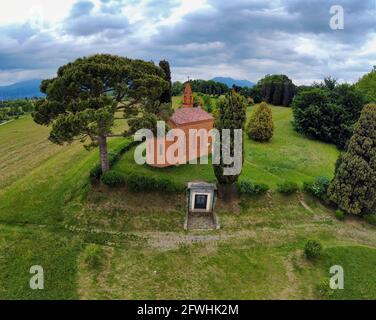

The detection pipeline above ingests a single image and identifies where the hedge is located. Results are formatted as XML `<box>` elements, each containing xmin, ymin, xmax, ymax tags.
<box><xmin>237</xmin><ymin>180</ymin><xmax>270</xmax><ymax>195</ymax></box>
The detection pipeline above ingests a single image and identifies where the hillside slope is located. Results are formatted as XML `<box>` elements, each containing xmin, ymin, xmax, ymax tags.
<box><xmin>114</xmin><ymin>105</ymin><xmax>339</xmax><ymax>188</ymax></box>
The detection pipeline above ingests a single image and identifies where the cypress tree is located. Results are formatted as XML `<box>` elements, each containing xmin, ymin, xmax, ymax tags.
<box><xmin>272</xmin><ymin>82</ymin><xmax>283</xmax><ymax>105</ymax></box>
<box><xmin>213</xmin><ymin>91</ymin><xmax>247</xmax><ymax>185</ymax></box>
<box><xmin>328</xmin><ymin>104</ymin><xmax>376</xmax><ymax>215</ymax></box>
<box><xmin>159</xmin><ymin>60</ymin><xmax>172</xmax><ymax>104</ymax></box>
<box><xmin>247</xmin><ymin>102</ymin><xmax>274</xmax><ymax>142</ymax></box>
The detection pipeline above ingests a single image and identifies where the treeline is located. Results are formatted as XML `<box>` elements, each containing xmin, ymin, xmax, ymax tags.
<box><xmin>250</xmin><ymin>74</ymin><xmax>296</xmax><ymax>106</ymax></box>
<box><xmin>172</xmin><ymin>75</ymin><xmax>298</xmax><ymax>107</ymax></box>
<box><xmin>0</xmin><ymin>99</ymin><xmax>35</xmax><ymax>122</ymax></box>
<box><xmin>292</xmin><ymin>70</ymin><xmax>375</xmax><ymax>149</ymax></box>
<box><xmin>172</xmin><ymin>79</ymin><xmax>229</xmax><ymax>96</ymax></box>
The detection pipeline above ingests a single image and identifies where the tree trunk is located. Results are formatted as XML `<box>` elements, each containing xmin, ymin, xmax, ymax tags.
<box><xmin>98</xmin><ymin>135</ymin><xmax>110</xmax><ymax>174</ymax></box>
<box><xmin>217</xmin><ymin>183</ymin><xmax>238</xmax><ymax>202</ymax></box>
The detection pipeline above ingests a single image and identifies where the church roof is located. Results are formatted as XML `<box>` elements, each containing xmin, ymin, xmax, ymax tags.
<box><xmin>170</xmin><ymin>107</ymin><xmax>214</xmax><ymax>126</ymax></box>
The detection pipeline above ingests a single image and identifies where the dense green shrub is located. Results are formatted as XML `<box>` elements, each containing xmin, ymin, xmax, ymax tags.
<box><xmin>101</xmin><ymin>171</ymin><xmax>125</xmax><ymax>187</ymax></box>
<box><xmin>154</xmin><ymin>177</ymin><xmax>181</xmax><ymax>192</ymax></box>
<box><xmin>247</xmin><ymin>102</ymin><xmax>274</xmax><ymax>142</ymax></box>
<box><xmin>125</xmin><ymin>174</ymin><xmax>181</xmax><ymax>193</ymax></box>
<box><xmin>304</xmin><ymin>240</ymin><xmax>322</xmax><ymax>260</ymax></box>
<box><xmin>304</xmin><ymin>176</ymin><xmax>330</xmax><ymax>200</ymax></box>
<box><xmin>277</xmin><ymin>181</ymin><xmax>299</xmax><ymax>195</ymax></box>
<box><xmin>335</xmin><ymin>210</ymin><xmax>345</xmax><ymax>221</ymax></box>
<box><xmin>365</xmin><ymin>214</ymin><xmax>376</xmax><ymax>226</ymax></box>
<box><xmin>328</xmin><ymin>104</ymin><xmax>376</xmax><ymax>215</ymax></box>
<box><xmin>82</xmin><ymin>244</ymin><xmax>105</xmax><ymax>270</ymax></box>
<box><xmin>292</xmin><ymin>82</ymin><xmax>365</xmax><ymax>149</ymax></box>
<box><xmin>238</xmin><ymin>181</ymin><xmax>269</xmax><ymax>195</ymax></box>
<box><xmin>356</xmin><ymin>66</ymin><xmax>376</xmax><ymax>103</ymax></box>
<box><xmin>126</xmin><ymin>174</ymin><xmax>155</xmax><ymax>192</ymax></box>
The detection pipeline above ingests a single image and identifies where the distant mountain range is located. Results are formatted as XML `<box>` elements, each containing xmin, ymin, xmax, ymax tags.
<box><xmin>0</xmin><ymin>79</ymin><xmax>44</xmax><ymax>100</ymax></box>
<box><xmin>212</xmin><ymin>77</ymin><xmax>255</xmax><ymax>88</ymax></box>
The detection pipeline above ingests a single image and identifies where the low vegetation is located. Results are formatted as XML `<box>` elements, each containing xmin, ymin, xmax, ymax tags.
<box><xmin>277</xmin><ymin>181</ymin><xmax>299</xmax><ymax>195</ymax></box>
<box><xmin>237</xmin><ymin>180</ymin><xmax>269</xmax><ymax>195</ymax></box>
<box><xmin>304</xmin><ymin>240</ymin><xmax>323</xmax><ymax>260</ymax></box>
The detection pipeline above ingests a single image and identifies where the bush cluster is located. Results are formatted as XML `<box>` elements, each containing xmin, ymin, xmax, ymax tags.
<box><xmin>277</xmin><ymin>181</ymin><xmax>299</xmax><ymax>195</ymax></box>
<box><xmin>304</xmin><ymin>240</ymin><xmax>322</xmax><ymax>260</ymax></box>
<box><xmin>237</xmin><ymin>180</ymin><xmax>270</xmax><ymax>195</ymax></box>
<box><xmin>126</xmin><ymin>174</ymin><xmax>182</xmax><ymax>193</ymax></box>
<box><xmin>292</xmin><ymin>81</ymin><xmax>365</xmax><ymax>149</ymax></box>
<box><xmin>335</xmin><ymin>210</ymin><xmax>345</xmax><ymax>221</ymax></box>
<box><xmin>100</xmin><ymin>171</ymin><xmax>182</xmax><ymax>192</ymax></box>
<box><xmin>101</xmin><ymin>171</ymin><xmax>125</xmax><ymax>187</ymax></box>
<box><xmin>303</xmin><ymin>176</ymin><xmax>330</xmax><ymax>200</ymax></box>
<box><xmin>365</xmin><ymin>214</ymin><xmax>376</xmax><ymax>226</ymax></box>
<box><xmin>82</xmin><ymin>244</ymin><xmax>105</xmax><ymax>270</ymax></box>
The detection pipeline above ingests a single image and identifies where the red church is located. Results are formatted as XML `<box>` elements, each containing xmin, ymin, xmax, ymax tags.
<box><xmin>148</xmin><ymin>83</ymin><xmax>214</xmax><ymax>167</ymax></box>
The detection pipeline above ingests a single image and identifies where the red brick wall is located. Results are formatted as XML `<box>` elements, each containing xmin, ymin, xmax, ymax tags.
<box><xmin>147</xmin><ymin>119</ymin><xmax>214</xmax><ymax>167</ymax></box>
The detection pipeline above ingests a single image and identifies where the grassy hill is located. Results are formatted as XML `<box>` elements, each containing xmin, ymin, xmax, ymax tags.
<box><xmin>0</xmin><ymin>111</ymin><xmax>375</xmax><ymax>299</ymax></box>
<box><xmin>114</xmin><ymin>105</ymin><xmax>339</xmax><ymax>188</ymax></box>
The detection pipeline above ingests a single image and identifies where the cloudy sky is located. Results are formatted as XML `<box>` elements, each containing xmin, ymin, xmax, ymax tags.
<box><xmin>0</xmin><ymin>0</ymin><xmax>375</xmax><ymax>85</ymax></box>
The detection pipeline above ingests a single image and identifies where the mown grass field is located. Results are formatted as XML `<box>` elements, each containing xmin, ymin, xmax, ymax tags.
<box><xmin>0</xmin><ymin>109</ymin><xmax>375</xmax><ymax>300</ymax></box>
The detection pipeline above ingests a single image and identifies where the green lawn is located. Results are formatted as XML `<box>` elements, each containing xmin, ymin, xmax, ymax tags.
<box><xmin>0</xmin><ymin>111</ymin><xmax>375</xmax><ymax>300</ymax></box>
<box><xmin>114</xmin><ymin>105</ymin><xmax>339</xmax><ymax>188</ymax></box>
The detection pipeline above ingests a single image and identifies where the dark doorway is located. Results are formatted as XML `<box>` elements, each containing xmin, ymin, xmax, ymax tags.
<box><xmin>194</xmin><ymin>194</ymin><xmax>208</xmax><ymax>210</ymax></box>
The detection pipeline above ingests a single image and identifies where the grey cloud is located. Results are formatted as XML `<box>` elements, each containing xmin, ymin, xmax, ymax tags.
<box><xmin>0</xmin><ymin>0</ymin><xmax>375</xmax><ymax>86</ymax></box>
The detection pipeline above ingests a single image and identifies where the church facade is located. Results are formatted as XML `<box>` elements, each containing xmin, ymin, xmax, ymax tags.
<box><xmin>147</xmin><ymin>83</ymin><xmax>214</xmax><ymax>167</ymax></box>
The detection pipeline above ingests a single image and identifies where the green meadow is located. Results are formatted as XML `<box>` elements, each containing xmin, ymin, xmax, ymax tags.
<box><xmin>114</xmin><ymin>105</ymin><xmax>339</xmax><ymax>188</ymax></box>
<box><xmin>0</xmin><ymin>108</ymin><xmax>375</xmax><ymax>300</ymax></box>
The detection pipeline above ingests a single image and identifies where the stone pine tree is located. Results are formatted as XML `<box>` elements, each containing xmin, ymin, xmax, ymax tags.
<box><xmin>33</xmin><ymin>54</ymin><xmax>169</xmax><ymax>174</ymax></box>
<box><xmin>159</xmin><ymin>60</ymin><xmax>172</xmax><ymax>104</ymax></box>
<box><xmin>213</xmin><ymin>90</ymin><xmax>247</xmax><ymax>188</ymax></box>
<box><xmin>247</xmin><ymin>102</ymin><xmax>274</xmax><ymax>142</ymax></box>
<box><xmin>328</xmin><ymin>104</ymin><xmax>376</xmax><ymax>215</ymax></box>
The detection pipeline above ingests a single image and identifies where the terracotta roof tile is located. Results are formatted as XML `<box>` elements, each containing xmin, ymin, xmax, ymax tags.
<box><xmin>170</xmin><ymin>107</ymin><xmax>214</xmax><ymax>125</ymax></box>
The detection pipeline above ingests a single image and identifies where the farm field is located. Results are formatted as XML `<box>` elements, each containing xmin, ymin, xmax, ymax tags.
<box><xmin>0</xmin><ymin>111</ymin><xmax>375</xmax><ymax>299</ymax></box>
